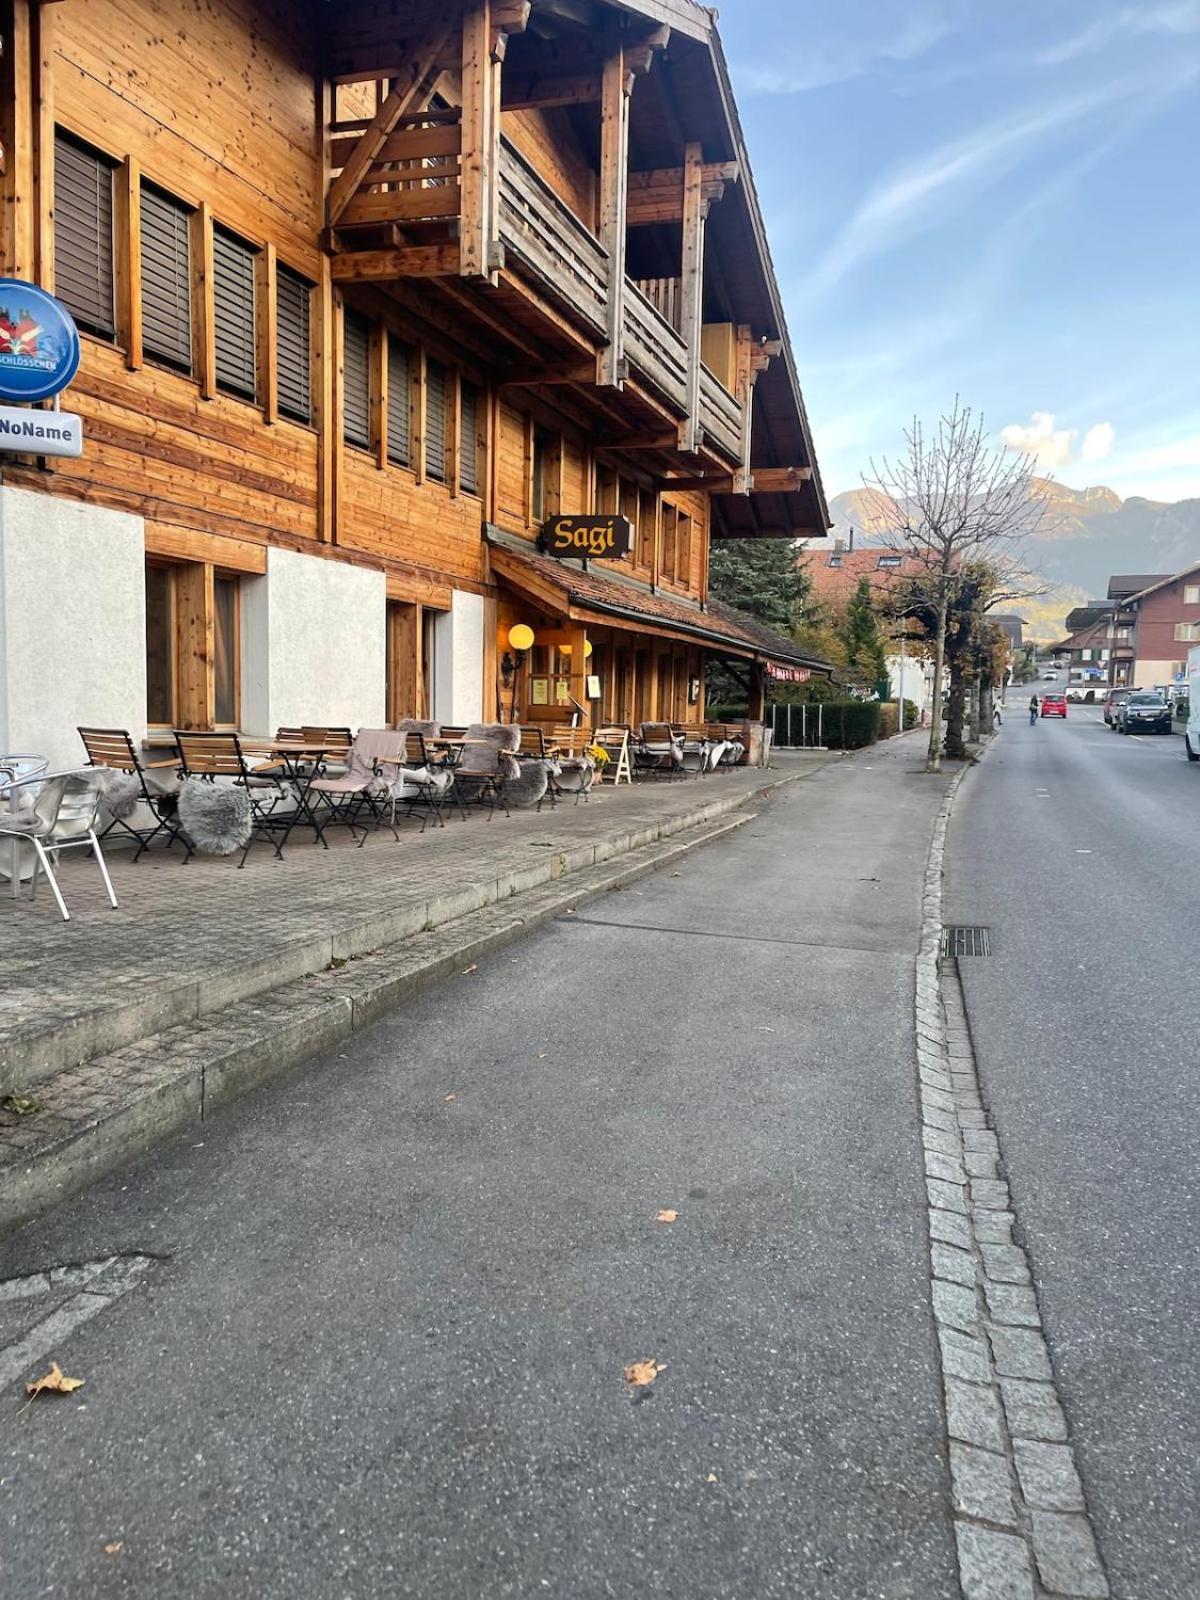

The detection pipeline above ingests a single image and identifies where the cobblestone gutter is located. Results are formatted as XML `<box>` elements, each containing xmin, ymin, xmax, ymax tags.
<box><xmin>919</xmin><ymin>755</ymin><xmax>1111</xmax><ymax>1600</ymax></box>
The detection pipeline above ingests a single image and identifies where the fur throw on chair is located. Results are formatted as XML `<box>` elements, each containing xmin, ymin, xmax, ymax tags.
<box><xmin>500</xmin><ymin>757</ymin><xmax>558</xmax><ymax>809</ymax></box>
<box><xmin>178</xmin><ymin>779</ymin><xmax>252</xmax><ymax>855</ymax></box>
<box><xmin>395</xmin><ymin>718</ymin><xmax>440</xmax><ymax>739</ymax></box>
<box><xmin>553</xmin><ymin>755</ymin><xmax>595</xmax><ymax>795</ymax></box>
<box><xmin>92</xmin><ymin>767</ymin><xmax>142</xmax><ymax>820</ymax></box>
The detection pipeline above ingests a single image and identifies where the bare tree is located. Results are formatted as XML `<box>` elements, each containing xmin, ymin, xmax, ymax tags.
<box><xmin>865</xmin><ymin>400</ymin><xmax>1047</xmax><ymax>771</ymax></box>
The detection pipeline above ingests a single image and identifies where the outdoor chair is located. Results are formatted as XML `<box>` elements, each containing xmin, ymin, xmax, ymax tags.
<box><xmin>0</xmin><ymin>768</ymin><xmax>120</xmax><ymax>922</ymax></box>
<box><xmin>672</xmin><ymin>724</ymin><xmax>711</xmax><ymax>776</ymax></box>
<box><xmin>307</xmin><ymin>728</ymin><xmax>424</xmax><ymax>845</ymax></box>
<box><xmin>78</xmin><ymin>725</ymin><xmax>187</xmax><ymax>860</ymax></box>
<box><xmin>450</xmin><ymin>724</ymin><xmax>519</xmax><ymax>819</ymax></box>
<box><xmin>173</xmin><ymin>731</ymin><xmax>293</xmax><ymax>867</ymax></box>
<box><xmin>547</xmin><ymin>727</ymin><xmax>596</xmax><ymax>804</ymax></box>
<box><xmin>634</xmin><ymin>722</ymin><xmax>684</xmax><ymax>778</ymax></box>
<box><xmin>516</xmin><ymin>726</ymin><xmax>549</xmax><ymax>759</ymax></box>
<box><xmin>593</xmin><ymin>725</ymin><xmax>633</xmax><ymax>786</ymax></box>
<box><xmin>391</xmin><ymin>732</ymin><xmax>461</xmax><ymax>828</ymax></box>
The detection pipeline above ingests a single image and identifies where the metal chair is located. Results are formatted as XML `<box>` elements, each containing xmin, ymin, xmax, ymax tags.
<box><xmin>0</xmin><ymin>769</ymin><xmax>119</xmax><ymax>922</ymax></box>
<box><xmin>78</xmin><ymin>726</ymin><xmax>187</xmax><ymax>861</ymax></box>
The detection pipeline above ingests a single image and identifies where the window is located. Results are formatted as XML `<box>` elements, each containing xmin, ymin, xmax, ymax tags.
<box><xmin>386</xmin><ymin>337</ymin><xmax>411</xmax><ymax>467</ymax></box>
<box><xmin>661</xmin><ymin>504</ymin><xmax>678</xmax><ymax>583</ymax></box>
<box><xmin>877</xmin><ymin>554</ymin><xmax>903</xmax><ymax>568</ymax></box>
<box><xmin>425</xmin><ymin>357</ymin><xmax>447</xmax><ymax>482</ymax></box>
<box><xmin>459</xmin><ymin>380</ymin><xmax>479</xmax><ymax>495</ymax></box>
<box><xmin>596</xmin><ymin>467</ymin><xmax>617</xmax><ymax>514</ymax></box>
<box><xmin>276</xmin><ymin>265</ymin><xmax>312</xmax><ymax>423</ymax></box>
<box><xmin>342</xmin><ymin>309</ymin><xmax>370</xmax><ymax>448</ymax></box>
<box><xmin>53</xmin><ymin>132</ymin><xmax>115</xmax><ymax>339</ymax></box>
<box><xmin>532</xmin><ymin>427</ymin><xmax>552</xmax><ymax>522</ymax></box>
<box><xmin>213</xmin><ymin>225</ymin><xmax>257</xmax><ymax>400</ymax></box>
<box><xmin>828</xmin><ymin>554</ymin><xmax>843</xmax><ymax>568</ymax></box>
<box><xmin>1185</xmin><ymin>585</ymin><xmax>1200</xmax><ymax>605</ymax></box>
<box><xmin>140</xmin><ymin>182</ymin><xmax>193</xmax><ymax>372</ymax></box>
<box><xmin>1174</xmin><ymin>622</ymin><xmax>1200</xmax><ymax>643</ymax></box>
<box><xmin>145</xmin><ymin>562</ymin><xmax>240</xmax><ymax>728</ymax></box>
<box><xmin>677</xmin><ymin>510</ymin><xmax>693</xmax><ymax>586</ymax></box>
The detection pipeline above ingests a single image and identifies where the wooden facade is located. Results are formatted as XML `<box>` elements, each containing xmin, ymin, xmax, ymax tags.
<box><xmin>0</xmin><ymin>0</ymin><xmax>829</xmax><ymax>738</ymax></box>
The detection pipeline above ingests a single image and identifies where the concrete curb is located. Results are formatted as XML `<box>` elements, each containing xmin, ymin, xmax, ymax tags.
<box><xmin>917</xmin><ymin>743</ymin><xmax>1112</xmax><ymax>1599</ymax></box>
<box><xmin>1</xmin><ymin>807</ymin><xmax>760</xmax><ymax>1236</ymax></box>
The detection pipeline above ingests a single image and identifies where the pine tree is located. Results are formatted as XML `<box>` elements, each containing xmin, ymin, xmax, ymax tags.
<box><xmin>839</xmin><ymin>576</ymin><xmax>888</xmax><ymax>684</ymax></box>
<box><xmin>707</xmin><ymin>537</ymin><xmax>809</xmax><ymax>631</ymax></box>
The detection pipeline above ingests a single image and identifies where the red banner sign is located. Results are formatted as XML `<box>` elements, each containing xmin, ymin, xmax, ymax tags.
<box><xmin>767</xmin><ymin>664</ymin><xmax>811</xmax><ymax>683</ymax></box>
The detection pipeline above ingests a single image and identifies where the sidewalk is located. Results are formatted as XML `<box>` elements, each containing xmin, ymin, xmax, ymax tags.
<box><xmin>1</xmin><ymin>753</ymin><xmax>834</xmax><ymax>1231</ymax></box>
<box><xmin>0</xmin><ymin>735</ymin><xmax>964</xmax><ymax>1600</ymax></box>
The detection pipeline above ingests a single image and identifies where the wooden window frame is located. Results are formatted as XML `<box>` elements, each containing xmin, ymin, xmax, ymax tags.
<box><xmin>212</xmin><ymin>221</ymin><xmax>259</xmax><ymax>405</ymax></box>
<box><xmin>52</xmin><ymin>128</ymin><xmax>118</xmax><ymax>343</ymax></box>
<box><xmin>275</xmin><ymin>259</ymin><xmax>314</xmax><ymax>427</ymax></box>
<box><xmin>145</xmin><ymin>558</ymin><xmax>241</xmax><ymax>732</ymax></box>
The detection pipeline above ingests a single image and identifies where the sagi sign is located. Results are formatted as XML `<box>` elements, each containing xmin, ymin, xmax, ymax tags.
<box><xmin>539</xmin><ymin>514</ymin><xmax>634</xmax><ymax>560</ymax></box>
<box><xmin>0</xmin><ymin>277</ymin><xmax>84</xmax><ymax>457</ymax></box>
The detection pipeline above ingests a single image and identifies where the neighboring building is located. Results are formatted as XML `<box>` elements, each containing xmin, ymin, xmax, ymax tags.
<box><xmin>1055</xmin><ymin>603</ymin><xmax>1115</xmax><ymax>692</ymax></box>
<box><xmin>0</xmin><ymin>0</ymin><xmax>830</xmax><ymax>767</ymax></box>
<box><xmin>990</xmin><ymin>615</ymin><xmax>1026</xmax><ymax>652</ymax></box>
<box><xmin>1102</xmin><ymin>575</ymin><xmax>1170</xmax><ymax>687</ymax></box>
<box><xmin>802</xmin><ymin>544</ymin><xmax>934</xmax><ymax>713</ymax></box>
<box><xmin>1121</xmin><ymin>563</ymin><xmax>1200</xmax><ymax>689</ymax></box>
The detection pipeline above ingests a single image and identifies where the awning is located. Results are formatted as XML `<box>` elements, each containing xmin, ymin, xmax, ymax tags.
<box><xmin>489</xmin><ymin>536</ymin><xmax>831</xmax><ymax>675</ymax></box>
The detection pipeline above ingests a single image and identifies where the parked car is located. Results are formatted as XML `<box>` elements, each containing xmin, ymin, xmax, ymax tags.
<box><xmin>1040</xmin><ymin>693</ymin><xmax>1068</xmax><ymax>718</ymax></box>
<box><xmin>1116</xmin><ymin>691</ymin><xmax>1173</xmax><ymax>734</ymax></box>
<box><xmin>1104</xmin><ymin>688</ymin><xmax>1131</xmax><ymax>726</ymax></box>
<box><xmin>1185</xmin><ymin>646</ymin><xmax>1200</xmax><ymax>761</ymax></box>
<box><xmin>1041</xmin><ymin>669</ymin><xmax>1059</xmax><ymax>680</ymax></box>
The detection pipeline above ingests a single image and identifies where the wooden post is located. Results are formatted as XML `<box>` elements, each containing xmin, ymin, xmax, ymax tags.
<box><xmin>732</xmin><ymin>324</ymin><xmax>755</xmax><ymax>494</ymax></box>
<box><xmin>257</xmin><ymin>241</ymin><xmax>278</xmax><ymax>422</ymax></box>
<box><xmin>115</xmin><ymin>157</ymin><xmax>143</xmax><ymax>369</ymax></box>
<box><xmin>447</xmin><ymin>369</ymin><xmax>461</xmax><ymax>497</ymax></box>
<box><xmin>314</xmin><ymin>253</ymin><xmax>336</xmax><ymax>542</ymax></box>
<box><xmin>596</xmin><ymin>26</ymin><xmax>629</xmax><ymax>388</ymax></box>
<box><xmin>176</xmin><ymin>561</ymin><xmax>216</xmax><ymax>730</ymax></box>
<box><xmin>191</xmin><ymin>201</ymin><xmax>217</xmax><ymax>399</ymax></box>
<box><xmin>411</xmin><ymin>346</ymin><xmax>427</xmax><ymax>485</ymax></box>
<box><xmin>460</xmin><ymin>0</ymin><xmax>493</xmax><ymax>279</ymax></box>
<box><xmin>679</xmin><ymin>142</ymin><xmax>706</xmax><ymax>452</ymax></box>
<box><xmin>567</xmin><ymin>626</ymin><xmax>588</xmax><ymax>723</ymax></box>
<box><xmin>747</xmin><ymin>661</ymin><xmax>766</xmax><ymax>720</ymax></box>
<box><xmin>369</xmin><ymin>321</ymin><xmax>386</xmax><ymax>468</ymax></box>
<box><xmin>1</xmin><ymin>0</ymin><xmax>36</xmax><ymax>280</ymax></box>
<box><xmin>32</xmin><ymin>0</ymin><xmax>54</xmax><ymax>287</ymax></box>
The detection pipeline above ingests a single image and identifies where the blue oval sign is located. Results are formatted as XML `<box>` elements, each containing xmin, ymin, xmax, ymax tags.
<box><xmin>0</xmin><ymin>279</ymin><xmax>82</xmax><ymax>403</ymax></box>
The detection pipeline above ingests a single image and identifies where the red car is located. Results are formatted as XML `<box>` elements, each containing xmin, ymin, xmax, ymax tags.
<box><xmin>1040</xmin><ymin>693</ymin><xmax>1068</xmax><ymax>718</ymax></box>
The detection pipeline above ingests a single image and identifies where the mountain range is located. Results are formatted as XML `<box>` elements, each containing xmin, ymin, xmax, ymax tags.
<box><xmin>825</xmin><ymin>482</ymin><xmax>1200</xmax><ymax>640</ymax></box>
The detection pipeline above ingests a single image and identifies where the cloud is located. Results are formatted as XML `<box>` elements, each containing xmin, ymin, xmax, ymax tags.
<box><xmin>1037</xmin><ymin>2</ymin><xmax>1200</xmax><ymax>66</ymax></box>
<box><xmin>1001</xmin><ymin>412</ymin><xmax>1078</xmax><ymax>468</ymax></box>
<box><xmin>1081</xmin><ymin>422</ymin><xmax>1116</xmax><ymax>462</ymax></box>
<box><xmin>737</xmin><ymin>2</ymin><xmax>964</xmax><ymax>95</ymax></box>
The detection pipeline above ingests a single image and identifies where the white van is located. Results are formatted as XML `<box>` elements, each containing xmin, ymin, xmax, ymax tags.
<box><xmin>1187</xmin><ymin>645</ymin><xmax>1200</xmax><ymax>762</ymax></box>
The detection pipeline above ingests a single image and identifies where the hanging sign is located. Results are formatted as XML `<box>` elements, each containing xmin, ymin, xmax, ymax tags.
<box><xmin>0</xmin><ymin>403</ymin><xmax>83</xmax><ymax>457</ymax></box>
<box><xmin>767</xmin><ymin>663</ymin><xmax>811</xmax><ymax>683</ymax></box>
<box><xmin>0</xmin><ymin>280</ymin><xmax>82</xmax><ymax>403</ymax></box>
<box><xmin>539</xmin><ymin>514</ymin><xmax>634</xmax><ymax>560</ymax></box>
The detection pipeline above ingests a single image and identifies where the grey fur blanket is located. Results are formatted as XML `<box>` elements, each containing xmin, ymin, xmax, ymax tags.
<box><xmin>177</xmin><ymin>779</ymin><xmax>252</xmax><ymax>854</ymax></box>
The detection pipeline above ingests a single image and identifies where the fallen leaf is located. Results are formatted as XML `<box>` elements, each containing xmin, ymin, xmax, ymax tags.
<box><xmin>25</xmin><ymin>1362</ymin><xmax>84</xmax><ymax>1399</ymax></box>
<box><xmin>104</xmin><ymin>1542</ymin><xmax>123</xmax><ymax>1556</ymax></box>
<box><xmin>671</xmin><ymin>871</ymin><xmax>682</xmax><ymax>877</ymax></box>
<box><xmin>537</xmin><ymin>1052</ymin><xmax>546</xmax><ymax>1059</ymax></box>
<box><xmin>624</xmin><ymin>1358</ymin><xmax>665</xmax><ymax>1388</ymax></box>
<box><xmin>1</xmin><ymin>1094</ymin><xmax>41</xmax><ymax>1116</ymax></box>
<box><xmin>655</xmin><ymin>1209</ymin><xmax>678</xmax><ymax>1224</ymax></box>
<box><xmin>706</xmin><ymin>1474</ymin><xmax>718</xmax><ymax>1484</ymax></box>
<box><xmin>444</xmin><ymin>1093</ymin><xmax>457</xmax><ymax>1102</ymax></box>
<box><xmin>460</xmin><ymin>965</ymin><xmax>477</xmax><ymax>975</ymax></box>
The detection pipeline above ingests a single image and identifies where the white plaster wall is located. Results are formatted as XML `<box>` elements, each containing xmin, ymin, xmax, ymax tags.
<box><xmin>241</xmin><ymin>546</ymin><xmax>386</xmax><ymax>733</ymax></box>
<box><xmin>0</xmin><ymin>486</ymin><xmax>145</xmax><ymax>768</ymax></box>
<box><xmin>431</xmin><ymin>589</ymin><xmax>485</xmax><ymax>725</ymax></box>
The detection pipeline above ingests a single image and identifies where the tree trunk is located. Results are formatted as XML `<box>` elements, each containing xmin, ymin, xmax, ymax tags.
<box><xmin>944</xmin><ymin>659</ymin><xmax>967</xmax><ymax>760</ymax></box>
<box><xmin>966</xmin><ymin>672</ymin><xmax>980</xmax><ymax>743</ymax></box>
<box><xmin>925</xmin><ymin>591</ymin><xmax>949</xmax><ymax>772</ymax></box>
<box><xmin>979</xmin><ymin>678</ymin><xmax>995</xmax><ymax>739</ymax></box>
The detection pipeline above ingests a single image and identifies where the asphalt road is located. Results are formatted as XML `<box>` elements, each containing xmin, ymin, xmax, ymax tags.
<box><xmin>1</xmin><ymin>744</ymin><xmax>960</xmax><ymax>1600</ymax></box>
<box><xmin>946</xmin><ymin>703</ymin><xmax>1200</xmax><ymax>1600</ymax></box>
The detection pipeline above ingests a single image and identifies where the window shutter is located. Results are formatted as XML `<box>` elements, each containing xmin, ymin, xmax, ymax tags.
<box><xmin>213</xmin><ymin>225</ymin><xmax>257</xmax><ymax>400</ymax></box>
<box><xmin>275</xmin><ymin>265</ymin><xmax>311</xmax><ymax>423</ymax></box>
<box><xmin>140</xmin><ymin>182</ymin><xmax>193</xmax><ymax>371</ymax></box>
<box><xmin>342</xmin><ymin>310</ymin><xmax>370</xmax><ymax>448</ymax></box>
<box><xmin>53</xmin><ymin>133</ymin><xmax>115</xmax><ymax>338</ymax></box>
<box><xmin>386</xmin><ymin>337</ymin><xmax>411</xmax><ymax>467</ymax></box>
<box><xmin>425</xmin><ymin>357</ymin><xmax>447</xmax><ymax>482</ymax></box>
<box><xmin>459</xmin><ymin>380</ymin><xmax>479</xmax><ymax>494</ymax></box>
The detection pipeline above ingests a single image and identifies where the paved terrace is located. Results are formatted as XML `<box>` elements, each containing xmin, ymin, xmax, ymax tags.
<box><xmin>0</xmin><ymin>753</ymin><xmax>834</xmax><ymax>1098</ymax></box>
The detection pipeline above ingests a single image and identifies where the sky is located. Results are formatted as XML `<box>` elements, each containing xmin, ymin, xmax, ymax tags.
<box><xmin>719</xmin><ymin>1</ymin><xmax>1200</xmax><ymax>505</ymax></box>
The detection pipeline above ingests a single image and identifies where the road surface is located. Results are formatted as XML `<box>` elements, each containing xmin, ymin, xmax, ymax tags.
<box><xmin>946</xmin><ymin>703</ymin><xmax>1200</xmax><ymax>1600</ymax></box>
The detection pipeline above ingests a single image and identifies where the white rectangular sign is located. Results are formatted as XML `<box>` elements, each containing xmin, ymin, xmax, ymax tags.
<box><xmin>0</xmin><ymin>404</ymin><xmax>83</xmax><ymax>458</ymax></box>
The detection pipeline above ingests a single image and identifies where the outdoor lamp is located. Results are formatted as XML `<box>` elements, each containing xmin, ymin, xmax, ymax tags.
<box><xmin>502</xmin><ymin>623</ymin><xmax>536</xmax><ymax>689</ymax></box>
<box><xmin>559</xmin><ymin>639</ymin><xmax>593</xmax><ymax>658</ymax></box>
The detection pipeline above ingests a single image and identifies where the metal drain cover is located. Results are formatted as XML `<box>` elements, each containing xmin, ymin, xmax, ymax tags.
<box><xmin>941</xmin><ymin>926</ymin><xmax>992</xmax><ymax>957</ymax></box>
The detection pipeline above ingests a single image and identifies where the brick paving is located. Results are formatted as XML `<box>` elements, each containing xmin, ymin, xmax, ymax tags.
<box><xmin>0</xmin><ymin>754</ymin><xmax>832</xmax><ymax>1097</ymax></box>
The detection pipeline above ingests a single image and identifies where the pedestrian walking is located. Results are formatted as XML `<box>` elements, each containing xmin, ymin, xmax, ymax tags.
<box><xmin>1029</xmin><ymin>694</ymin><xmax>1039</xmax><ymax>726</ymax></box>
<box><xmin>994</xmin><ymin>702</ymin><xmax>1003</xmax><ymax>727</ymax></box>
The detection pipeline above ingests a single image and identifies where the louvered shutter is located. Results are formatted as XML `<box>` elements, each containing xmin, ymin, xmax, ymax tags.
<box><xmin>276</xmin><ymin>265</ymin><xmax>311</xmax><ymax>423</ymax></box>
<box><xmin>425</xmin><ymin>357</ymin><xmax>446</xmax><ymax>482</ymax></box>
<box><xmin>459</xmin><ymin>380</ymin><xmax>479</xmax><ymax>495</ymax></box>
<box><xmin>386</xmin><ymin>337</ymin><xmax>411</xmax><ymax>466</ymax></box>
<box><xmin>53</xmin><ymin>134</ymin><xmax>115</xmax><ymax>338</ymax></box>
<box><xmin>140</xmin><ymin>183</ymin><xmax>193</xmax><ymax>371</ymax></box>
<box><xmin>213</xmin><ymin>225</ymin><xmax>257</xmax><ymax>400</ymax></box>
<box><xmin>342</xmin><ymin>310</ymin><xmax>370</xmax><ymax>448</ymax></box>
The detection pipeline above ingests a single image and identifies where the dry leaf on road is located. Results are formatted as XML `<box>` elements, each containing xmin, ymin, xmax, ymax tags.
<box><xmin>624</xmin><ymin>1358</ymin><xmax>665</xmax><ymax>1387</ymax></box>
<box><xmin>655</xmin><ymin>1209</ymin><xmax>678</xmax><ymax>1224</ymax></box>
<box><xmin>25</xmin><ymin>1363</ymin><xmax>84</xmax><ymax>1398</ymax></box>
<box><xmin>103</xmin><ymin>1543</ymin><xmax>124</xmax><ymax>1556</ymax></box>
<box><xmin>444</xmin><ymin>1093</ymin><xmax>457</xmax><ymax>1102</ymax></box>
<box><xmin>460</xmin><ymin>965</ymin><xmax>477</xmax><ymax>975</ymax></box>
<box><xmin>706</xmin><ymin>1473</ymin><xmax>718</xmax><ymax>1483</ymax></box>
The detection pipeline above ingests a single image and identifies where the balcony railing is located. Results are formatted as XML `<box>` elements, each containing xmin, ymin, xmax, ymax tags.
<box><xmin>698</xmin><ymin>363</ymin><xmax>743</xmax><ymax>462</ymax></box>
<box><xmin>498</xmin><ymin>139</ymin><xmax>609</xmax><ymax>340</ymax></box>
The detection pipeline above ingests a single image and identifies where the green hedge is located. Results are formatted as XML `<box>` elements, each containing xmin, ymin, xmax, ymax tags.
<box><xmin>821</xmin><ymin>701</ymin><xmax>881</xmax><ymax>749</ymax></box>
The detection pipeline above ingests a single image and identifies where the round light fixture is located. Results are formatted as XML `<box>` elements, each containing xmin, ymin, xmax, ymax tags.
<box><xmin>508</xmin><ymin>623</ymin><xmax>535</xmax><ymax>651</ymax></box>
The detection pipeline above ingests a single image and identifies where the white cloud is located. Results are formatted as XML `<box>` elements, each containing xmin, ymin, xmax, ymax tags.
<box><xmin>1001</xmin><ymin>412</ymin><xmax>1077</xmax><ymax>467</ymax></box>
<box><xmin>738</xmin><ymin>3</ymin><xmax>963</xmax><ymax>95</ymax></box>
<box><xmin>1081</xmin><ymin>422</ymin><xmax>1116</xmax><ymax>462</ymax></box>
<box><xmin>1038</xmin><ymin>2</ymin><xmax>1200</xmax><ymax>66</ymax></box>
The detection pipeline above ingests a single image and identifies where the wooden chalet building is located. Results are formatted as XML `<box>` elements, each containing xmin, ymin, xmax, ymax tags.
<box><xmin>0</xmin><ymin>0</ymin><xmax>830</xmax><ymax>764</ymax></box>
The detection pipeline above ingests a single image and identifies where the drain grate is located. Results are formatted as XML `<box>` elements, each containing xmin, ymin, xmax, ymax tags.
<box><xmin>941</xmin><ymin>925</ymin><xmax>991</xmax><ymax>958</ymax></box>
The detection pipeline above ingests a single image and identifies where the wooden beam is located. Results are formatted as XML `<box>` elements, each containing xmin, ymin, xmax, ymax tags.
<box><xmin>662</xmin><ymin>475</ymin><xmax>734</xmax><ymax>493</ymax></box>
<box><xmin>115</xmin><ymin>156</ymin><xmax>143</xmax><ymax>370</ymax></box>
<box><xmin>679</xmin><ymin>142</ymin><xmax>705</xmax><ymax>453</ymax></box>
<box><xmin>500</xmin><ymin>71</ymin><xmax>601</xmax><ymax>110</ymax></box>
<box><xmin>0</xmin><ymin>0</ymin><xmax>35</xmax><ymax>279</ymax></box>
<box><xmin>327</xmin><ymin>19</ymin><xmax>454</xmax><ymax>225</ymax></box>
<box><xmin>338</xmin><ymin>185</ymin><xmax>462</xmax><ymax>227</ymax></box>
<box><xmin>191</xmin><ymin>202</ymin><xmax>217</xmax><ymax>400</ymax></box>
<box><xmin>626</xmin><ymin>163</ymin><xmax>737</xmax><ymax>226</ymax></box>
<box><xmin>314</xmin><ymin>254</ymin><xmax>336</xmax><ymax>543</ymax></box>
<box><xmin>746</xmin><ymin>466</ymin><xmax>813</xmax><ymax>493</ymax></box>
<box><xmin>460</xmin><ymin>0</ymin><xmax>496</xmax><ymax>278</ymax></box>
<box><xmin>500</xmin><ymin>361</ymin><xmax>598</xmax><ymax>387</ymax></box>
<box><xmin>32</xmin><ymin>0</ymin><xmax>54</xmax><ymax>286</ymax></box>
<box><xmin>331</xmin><ymin>243</ymin><xmax>462</xmax><ymax>280</ymax></box>
<box><xmin>329</xmin><ymin>124</ymin><xmax>461</xmax><ymax>169</ymax></box>
<box><xmin>492</xmin><ymin>0</ymin><xmax>531</xmax><ymax>32</ymax></box>
<box><xmin>370</xmin><ymin>321</ymin><xmax>386</xmax><ymax>469</ymax></box>
<box><xmin>257</xmin><ymin>241</ymin><xmax>278</xmax><ymax>423</ymax></box>
<box><xmin>596</xmin><ymin>26</ymin><xmax>630</xmax><ymax>388</ymax></box>
<box><xmin>731</xmin><ymin>322</ymin><xmax>753</xmax><ymax>494</ymax></box>
<box><xmin>597</xmin><ymin>432</ymin><xmax>680</xmax><ymax>452</ymax></box>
